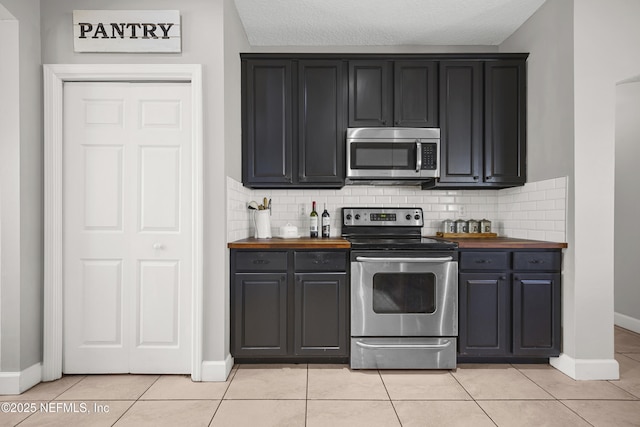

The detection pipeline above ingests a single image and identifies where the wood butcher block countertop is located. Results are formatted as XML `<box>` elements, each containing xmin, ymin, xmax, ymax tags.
<box><xmin>429</xmin><ymin>236</ymin><xmax>568</xmax><ymax>249</ymax></box>
<box><xmin>228</xmin><ymin>237</ymin><xmax>351</xmax><ymax>249</ymax></box>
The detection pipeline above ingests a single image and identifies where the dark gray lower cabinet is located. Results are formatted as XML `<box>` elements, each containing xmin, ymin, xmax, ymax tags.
<box><xmin>231</xmin><ymin>249</ymin><xmax>349</xmax><ymax>361</ymax></box>
<box><xmin>458</xmin><ymin>250</ymin><xmax>561</xmax><ymax>360</ymax></box>
<box><xmin>459</xmin><ymin>272</ymin><xmax>510</xmax><ymax>356</ymax></box>
<box><xmin>234</xmin><ymin>273</ymin><xmax>288</xmax><ymax>356</ymax></box>
<box><xmin>294</xmin><ymin>273</ymin><xmax>347</xmax><ymax>356</ymax></box>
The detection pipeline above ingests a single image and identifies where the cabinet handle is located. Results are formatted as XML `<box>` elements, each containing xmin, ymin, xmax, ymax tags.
<box><xmin>486</xmin><ymin>176</ymin><xmax>492</xmax><ymax>181</ymax></box>
<box><xmin>500</xmin><ymin>276</ymin><xmax>506</xmax><ymax>280</ymax></box>
<box><xmin>382</xmin><ymin>120</ymin><xmax>387</xmax><ymax>125</ymax></box>
<box><xmin>312</xmin><ymin>259</ymin><xmax>330</xmax><ymax>265</ymax></box>
<box><xmin>473</xmin><ymin>176</ymin><xmax>479</xmax><ymax>181</ymax></box>
<box><xmin>475</xmin><ymin>259</ymin><xmax>492</xmax><ymax>264</ymax></box>
<box><xmin>529</xmin><ymin>259</ymin><xmax>544</xmax><ymax>264</ymax></box>
<box><xmin>252</xmin><ymin>259</ymin><xmax>270</xmax><ymax>265</ymax></box>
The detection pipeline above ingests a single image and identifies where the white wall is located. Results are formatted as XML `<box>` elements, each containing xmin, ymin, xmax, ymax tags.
<box><xmin>0</xmin><ymin>0</ymin><xmax>42</xmax><ymax>373</ymax></box>
<box><xmin>501</xmin><ymin>0</ymin><xmax>640</xmax><ymax>380</ymax></box>
<box><xmin>615</xmin><ymin>81</ymin><xmax>640</xmax><ymax>333</ymax></box>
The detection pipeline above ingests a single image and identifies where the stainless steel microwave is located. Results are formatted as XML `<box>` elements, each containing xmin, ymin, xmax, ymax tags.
<box><xmin>346</xmin><ymin>127</ymin><xmax>440</xmax><ymax>184</ymax></box>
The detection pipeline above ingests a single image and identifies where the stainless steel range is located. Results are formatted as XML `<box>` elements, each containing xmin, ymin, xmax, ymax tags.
<box><xmin>342</xmin><ymin>207</ymin><xmax>458</xmax><ymax>369</ymax></box>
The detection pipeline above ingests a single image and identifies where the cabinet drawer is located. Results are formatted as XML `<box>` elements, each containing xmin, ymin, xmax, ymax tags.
<box><xmin>460</xmin><ymin>251</ymin><xmax>509</xmax><ymax>270</ymax></box>
<box><xmin>294</xmin><ymin>251</ymin><xmax>347</xmax><ymax>272</ymax></box>
<box><xmin>235</xmin><ymin>251</ymin><xmax>287</xmax><ymax>271</ymax></box>
<box><xmin>513</xmin><ymin>252</ymin><xmax>561</xmax><ymax>271</ymax></box>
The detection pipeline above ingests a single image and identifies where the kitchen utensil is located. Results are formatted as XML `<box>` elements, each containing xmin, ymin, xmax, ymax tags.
<box><xmin>248</xmin><ymin>201</ymin><xmax>259</xmax><ymax>210</ymax></box>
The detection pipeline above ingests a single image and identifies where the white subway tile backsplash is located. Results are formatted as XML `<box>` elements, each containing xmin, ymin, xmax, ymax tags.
<box><xmin>226</xmin><ymin>176</ymin><xmax>568</xmax><ymax>243</ymax></box>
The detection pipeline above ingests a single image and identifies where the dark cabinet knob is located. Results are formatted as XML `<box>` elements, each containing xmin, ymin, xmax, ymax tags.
<box><xmin>473</xmin><ymin>176</ymin><xmax>479</xmax><ymax>181</ymax></box>
<box><xmin>486</xmin><ymin>176</ymin><xmax>492</xmax><ymax>181</ymax></box>
<box><xmin>500</xmin><ymin>276</ymin><xmax>506</xmax><ymax>280</ymax></box>
<box><xmin>382</xmin><ymin>120</ymin><xmax>387</xmax><ymax>125</ymax></box>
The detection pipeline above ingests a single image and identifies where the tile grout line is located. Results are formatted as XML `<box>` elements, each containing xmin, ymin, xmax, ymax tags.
<box><xmin>209</xmin><ymin>364</ymin><xmax>239</xmax><ymax>425</ymax></box>
<box><xmin>449</xmin><ymin>368</ymin><xmax>498</xmax><ymax>426</ymax></box>
<box><xmin>304</xmin><ymin>364</ymin><xmax>309</xmax><ymax>427</ymax></box>
<box><xmin>111</xmin><ymin>375</ymin><xmax>162</xmax><ymax>426</ymax></box>
<box><xmin>377</xmin><ymin>369</ymin><xmax>404</xmax><ymax>426</ymax></box>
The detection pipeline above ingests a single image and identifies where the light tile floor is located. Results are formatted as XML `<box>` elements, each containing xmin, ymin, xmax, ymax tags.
<box><xmin>2</xmin><ymin>326</ymin><xmax>640</xmax><ymax>426</ymax></box>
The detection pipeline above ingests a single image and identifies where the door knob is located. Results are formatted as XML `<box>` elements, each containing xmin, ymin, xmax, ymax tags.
<box><xmin>152</xmin><ymin>243</ymin><xmax>165</xmax><ymax>250</ymax></box>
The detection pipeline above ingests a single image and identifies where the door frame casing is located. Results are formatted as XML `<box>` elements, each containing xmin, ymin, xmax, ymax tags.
<box><xmin>43</xmin><ymin>64</ymin><xmax>204</xmax><ymax>381</ymax></box>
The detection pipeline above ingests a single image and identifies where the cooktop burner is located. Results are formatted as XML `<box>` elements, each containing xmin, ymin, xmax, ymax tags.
<box><xmin>341</xmin><ymin>207</ymin><xmax>457</xmax><ymax>251</ymax></box>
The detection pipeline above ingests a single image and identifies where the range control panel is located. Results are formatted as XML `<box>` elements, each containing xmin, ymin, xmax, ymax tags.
<box><xmin>342</xmin><ymin>207</ymin><xmax>424</xmax><ymax>227</ymax></box>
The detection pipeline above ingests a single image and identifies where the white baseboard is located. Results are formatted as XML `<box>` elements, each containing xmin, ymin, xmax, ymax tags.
<box><xmin>0</xmin><ymin>363</ymin><xmax>42</xmax><ymax>395</ymax></box>
<box><xmin>614</xmin><ymin>312</ymin><xmax>640</xmax><ymax>334</ymax></box>
<box><xmin>200</xmin><ymin>354</ymin><xmax>234</xmax><ymax>382</ymax></box>
<box><xmin>550</xmin><ymin>354</ymin><xmax>619</xmax><ymax>380</ymax></box>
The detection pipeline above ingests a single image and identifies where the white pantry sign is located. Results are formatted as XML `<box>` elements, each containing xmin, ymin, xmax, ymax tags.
<box><xmin>73</xmin><ymin>10</ymin><xmax>181</xmax><ymax>53</ymax></box>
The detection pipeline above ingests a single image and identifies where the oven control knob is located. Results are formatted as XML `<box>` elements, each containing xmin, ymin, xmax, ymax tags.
<box><xmin>405</xmin><ymin>214</ymin><xmax>411</xmax><ymax>220</ymax></box>
<box><xmin>414</xmin><ymin>214</ymin><xmax>421</xmax><ymax>220</ymax></box>
<box><xmin>346</xmin><ymin>214</ymin><xmax>352</xmax><ymax>220</ymax></box>
<box><xmin>355</xmin><ymin>214</ymin><xmax>361</xmax><ymax>220</ymax></box>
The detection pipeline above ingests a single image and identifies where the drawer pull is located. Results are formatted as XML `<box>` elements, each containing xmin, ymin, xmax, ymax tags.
<box><xmin>475</xmin><ymin>259</ymin><xmax>492</xmax><ymax>264</ymax></box>
<box><xmin>529</xmin><ymin>259</ymin><xmax>544</xmax><ymax>264</ymax></box>
<box><xmin>312</xmin><ymin>259</ymin><xmax>330</xmax><ymax>265</ymax></box>
<box><xmin>252</xmin><ymin>259</ymin><xmax>271</xmax><ymax>265</ymax></box>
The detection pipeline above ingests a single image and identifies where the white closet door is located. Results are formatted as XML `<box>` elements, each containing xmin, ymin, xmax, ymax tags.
<box><xmin>63</xmin><ymin>82</ymin><xmax>192</xmax><ymax>374</ymax></box>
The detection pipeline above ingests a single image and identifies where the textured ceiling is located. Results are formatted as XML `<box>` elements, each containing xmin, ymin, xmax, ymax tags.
<box><xmin>234</xmin><ymin>0</ymin><xmax>546</xmax><ymax>46</ymax></box>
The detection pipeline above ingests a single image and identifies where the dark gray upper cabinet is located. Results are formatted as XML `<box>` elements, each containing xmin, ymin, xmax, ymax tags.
<box><xmin>394</xmin><ymin>61</ymin><xmax>438</xmax><ymax>127</ymax></box>
<box><xmin>348</xmin><ymin>60</ymin><xmax>438</xmax><ymax>127</ymax></box>
<box><xmin>437</xmin><ymin>61</ymin><xmax>483</xmax><ymax>185</ymax></box>
<box><xmin>484</xmin><ymin>60</ymin><xmax>526</xmax><ymax>186</ymax></box>
<box><xmin>298</xmin><ymin>60</ymin><xmax>346</xmax><ymax>185</ymax></box>
<box><xmin>242</xmin><ymin>58</ymin><xmax>346</xmax><ymax>188</ymax></box>
<box><xmin>242</xmin><ymin>53</ymin><xmax>527</xmax><ymax>190</ymax></box>
<box><xmin>426</xmin><ymin>58</ymin><xmax>527</xmax><ymax>189</ymax></box>
<box><xmin>348</xmin><ymin>60</ymin><xmax>392</xmax><ymax>127</ymax></box>
<box><xmin>242</xmin><ymin>59</ymin><xmax>294</xmax><ymax>186</ymax></box>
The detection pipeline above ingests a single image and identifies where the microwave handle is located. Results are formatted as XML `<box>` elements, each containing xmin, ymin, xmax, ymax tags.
<box><xmin>415</xmin><ymin>140</ymin><xmax>422</xmax><ymax>172</ymax></box>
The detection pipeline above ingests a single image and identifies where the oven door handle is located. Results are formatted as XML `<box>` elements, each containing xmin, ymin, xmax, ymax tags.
<box><xmin>355</xmin><ymin>256</ymin><xmax>453</xmax><ymax>263</ymax></box>
<box><xmin>355</xmin><ymin>340</ymin><xmax>452</xmax><ymax>350</ymax></box>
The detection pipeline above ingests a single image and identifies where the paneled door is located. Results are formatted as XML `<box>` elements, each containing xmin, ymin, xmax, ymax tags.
<box><xmin>63</xmin><ymin>82</ymin><xmax>192</xmax><ymax>374</ymax></box>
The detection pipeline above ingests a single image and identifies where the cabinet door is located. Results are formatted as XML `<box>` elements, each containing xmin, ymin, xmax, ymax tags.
<box><xmin>438</xmin><ymin>61</ymin><xmax>483</xmax><ymax>184</ymax></box>
<box><xmin>484</xmin><ymin>60</ymin><xmax>526</xmax><ymax>185</ymax></box>
<box><xmin>233</xmin><ymin>273</ymin><xmax>288</xmax><ymax>356</ymax></box>
<box><xmin>459</xmin><ymin>272</ymin><xmax>510</xmax><ymax>356</ymax></box>
<box><xmin>512</xmin><ymin>273</ymin><xmax>561</xmax><ymax>356</ymax></box>
<box><xmin>298</xmin><ymin>60</ymin><xmax>346</xmax><ymax>185</ymax></box>
<box><xmin>294</xmin><ymin>273</ymin><xmax>348</xmax><ymax>356</ymax></box>
<box><xmin>348</xmin><ymin>60</ymin><xmax>392</xmax><ymax>127</ymax></box>
<box><xmin>242</xmin><ymin>60</ymin><xmax>294</xmax><ymax>186</ymax></box>
<box><xmin>394</xmin><ymin>61</ymin><xmax>438</xmax><ymax>127</ymax></box>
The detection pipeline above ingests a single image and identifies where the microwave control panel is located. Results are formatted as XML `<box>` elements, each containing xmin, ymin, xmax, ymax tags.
<box><xmin>422</xmin><ymin>142</ymin><xmax>437</xmax><ymax>170</ymax></box>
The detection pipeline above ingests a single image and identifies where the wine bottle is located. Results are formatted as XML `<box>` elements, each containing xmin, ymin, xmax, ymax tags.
<box><xmin>322</xmin><ymin>203</ymin><xmax>330</xmax><ymax>238</ymax></box>
<box><xmin>310</xmin><ymin>201</ymin><xmax>318</xmax><ymax>238</ymax></box>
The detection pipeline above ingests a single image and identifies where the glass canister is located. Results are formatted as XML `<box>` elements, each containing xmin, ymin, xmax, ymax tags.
<box><xmin>480</xmin><ymin>219</ymin><xmax>492</xmax><ymax>233</ymax></box>
<box><xmin>468</xmin><ymin>219</ymin><xmax>480</xmax><ymax>233</ymax></box>
<box><xmin>455</xmin><ymin>219</ymin><xmax>468</xmax><ymax>233</ymax></box>
<box><xmin>442</xmin><ymin>219</ymin><xmax>455</xmax><ymax>233</ymax></box>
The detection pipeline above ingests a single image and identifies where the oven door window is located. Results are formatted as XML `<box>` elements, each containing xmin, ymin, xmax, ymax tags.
<box><xmin>351</xmin><ymin>142</ymin><xmax>416</xmax><ymax>170</ymax></box>
<box><xmin>372</xmin><ymin>273</ymin><xmax>436</xmax><ymax>314</ymax></box>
